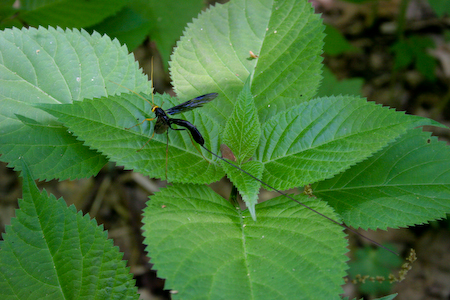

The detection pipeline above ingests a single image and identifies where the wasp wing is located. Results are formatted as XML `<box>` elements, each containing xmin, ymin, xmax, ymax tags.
<box><xmin>165</xmin><ymin>93</ymin><xmax>218</xmax><ymax>116</ymax></box>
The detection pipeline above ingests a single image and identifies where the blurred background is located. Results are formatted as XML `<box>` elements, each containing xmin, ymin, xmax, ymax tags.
<box><xmin>1</xmin><ymin>0</ymin><xmax>449</xmax><ymax>299</ymax></box>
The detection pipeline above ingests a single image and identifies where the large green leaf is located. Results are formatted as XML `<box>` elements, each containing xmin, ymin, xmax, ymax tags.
<box><xmin>314</xmin><ymin>128</ymin><xmax>450</xmax><ymax>230</ymax></box>
<box><xmin>0</xmin><ymin>162</ymin><xmax>138</xmax><ymax>299</ymax></box>
<box><xmin>258</xmin><ymin>95</ymin><xmax>442</xmax><ymax>190</ymax></box>
<box><xmin>171</xmin><ymin>0</ymin><xmax>324</xmax><ymax>125</ymax></box>
<box><xmin>0</xmin><ymin>26</ymin><xmax>152</xmax><ymax>180</ymax></box>
<box><xmin>36</xmin><ymin>92</ymin><xmax>225</xmax><ymax>183</ymax></box>
<box><xmin>142</xmin><ymin>184</ymin><xmax>348</xmax><ymax>300</ymax></box>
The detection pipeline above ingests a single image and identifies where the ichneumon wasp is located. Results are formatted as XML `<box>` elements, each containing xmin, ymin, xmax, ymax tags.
<box><xmin>125</xmin><ymin>92</ymin><xmax>218</xmax><ymax>150</ymax></box>
<box><xmin>119</xmin><ymin>57</ymin><xmax>217</xmax><ymax>152</ymax></box>
<box><xmin>113</xmin><ymin>82</ymin><xmax>217</xmax><ymax>178</ymax></box>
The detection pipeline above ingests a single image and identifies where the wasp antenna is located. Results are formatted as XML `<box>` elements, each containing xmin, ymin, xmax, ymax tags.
<box><xmin>151</xmin><ymin>57</ymin><xmax>155</xmax><ymax>107</ymax></box>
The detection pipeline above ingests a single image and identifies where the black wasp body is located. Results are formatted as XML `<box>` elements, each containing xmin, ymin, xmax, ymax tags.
<box><xmin>128</xmin><ymin>92</ymin><xmax>218</xmax><ymax>151</ymax></box>
<box><xmin>149</xmin><ymin>93</ymin><xmax>217</xmax><ymax>142</ymax></box>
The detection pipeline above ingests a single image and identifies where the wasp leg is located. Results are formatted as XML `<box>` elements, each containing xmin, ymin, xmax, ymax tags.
<box><xmin>136</xmin><ymin>130</ymin><xmax>156</xmax><ymax>152</ymax></box>
<box><xmin>125</xmin><ymin>117</ymin><xmax>155</xmax><ymax>130</ymax></box>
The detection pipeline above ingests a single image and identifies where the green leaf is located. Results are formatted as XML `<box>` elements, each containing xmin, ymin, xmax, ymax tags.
<box><xmin>35</xmin><ymin>92</ymin><xmax>225</xmax><ymax>183</ymax></box>
<box><xmin>314</xmin><ymin>128</ymin><xmax>450</xmax><ymax>230</ymax></box>
<box><xmin>222</xmin><ymin>75</ymin><xmax>260</xmax><ymax>164</ymax></box>
<box><xmin>0</xmin><ymin>0</ymin><xmax>15</xmax><ymax>11</ymax></box>
<box><xmin>391</xmin><ymin>36</ymin><xmax>437</xmax><ymax>81</ymax></box>
<box><xmin>409</xmin><ymin>36</ymin><xmax>437</xmax><ymax>81</ymax></box>
<box><xmin>221</xmin><ymin>75</ymin><xmax>262</xmax><ymax>220</ymax></box>
<box><xmin>146</xmin><ymin>0</ymin><xmax>209</xmax><ymax>69</ymax></box>
<box><xmin>414</xmin><ymin>50</ymin><xmax>437</xmax><ymax>81</ymax></box>
<box><xmin>348</xmin><ymin>246</ymin><xmax>402</xmax><ymax>294</ymax></box>
<box><xmin>258</xmin><ymin>95</ymin><xmax>441</xmax><ymax>190</ymax></box>
<box><xmin>89</xmin><ymin>0</ymin><xmax>208</xmax><ymax>58</ymax></box>
<box><xmin>19</xmin><ymin>0</ymin><xmax>127</xmax><ymax>28</ymax></box>
<box><xmin>391</xmin><ymin>40</ymin><xmax>414</xmax><ymax>69</ymax></box>
<box><xmin>323</xmin><ymin>24</ymin><xmax>357</xmax><ymax>56</ymax></box>
<box><xmin>170</xmin><ymin>0</ymin><xmax>325</xmax><ymax>124</ymax></box>
<box><xmin>87</xmin><ymin>5</ymin><xmax>151</xmax><ymax>51</ymax></box>
<box><xmin>316</xmin><ymin>67</ymin><xmax>364</xmax><ymax>97</ymax></box>
<box><xmin>222</xmin><ymin>160</ymin><xmax>264</xmax><ymax>221</ymax></box>
<box><xmin>0</xmin><ymin>161</ymin><xmax>138</xmax><ymax>299</ymax></box>
<box><xmin>428</xmin><ymin>0</ymin><xmax>450</xmax><ymax>17</ymax></box>
<box><xmin>0</xmin><ymin>26</ymin><xmax>152</xmax><ymax>180</ymax></box>
<box><xmin>142</xmin><ymin>184</ymin><xmax>348</xmax><ymax>300</ymax></box>
<box><xmin>0</xmin><ymin>1</ymin><xmax>19</xmax><ymax>30</ymax></box>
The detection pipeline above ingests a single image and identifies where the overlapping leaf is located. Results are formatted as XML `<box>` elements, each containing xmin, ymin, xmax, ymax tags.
<box><xmin>171</xmin><ymin>0</ymin><xmax>324</xmax><ymax>125</ymax></box>
<box><xmin>314</xmin><ymin>128</ymin><xmax>450</xmax><ymax>230</ymax></box>
<box><xmin>36</xmin><ymin>92</ymin><xmax>225</xmax><ymax>183</ymax></box>
<box><xmin>258</xmin><ymin>95</ymin><xmax>443</xmax><ymax>191</ymax></box>
<box><xmin>142</xmin><ymin>184</ymin><xmax>348</xmax><ymax>300</ymax></box>
<box><xmin>221</xmin><ymin>160</ymin><xmax>264</xmax><ymax>220</ymax></box>
<box><xmin>0</xmin><ymin>162</ymin><xmax>138</xmax><ymax>299</ymax></box>
<box><xmin>0</xmin><ymin>27</ymin><xmax>152</xmax><ymax>180</ymax></box>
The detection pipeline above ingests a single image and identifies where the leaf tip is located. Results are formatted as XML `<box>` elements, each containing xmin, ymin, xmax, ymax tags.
<box><xmin>248</xmin><ymin>204</ymin><xmax>257</xmax><ymax>221</ymax></box>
